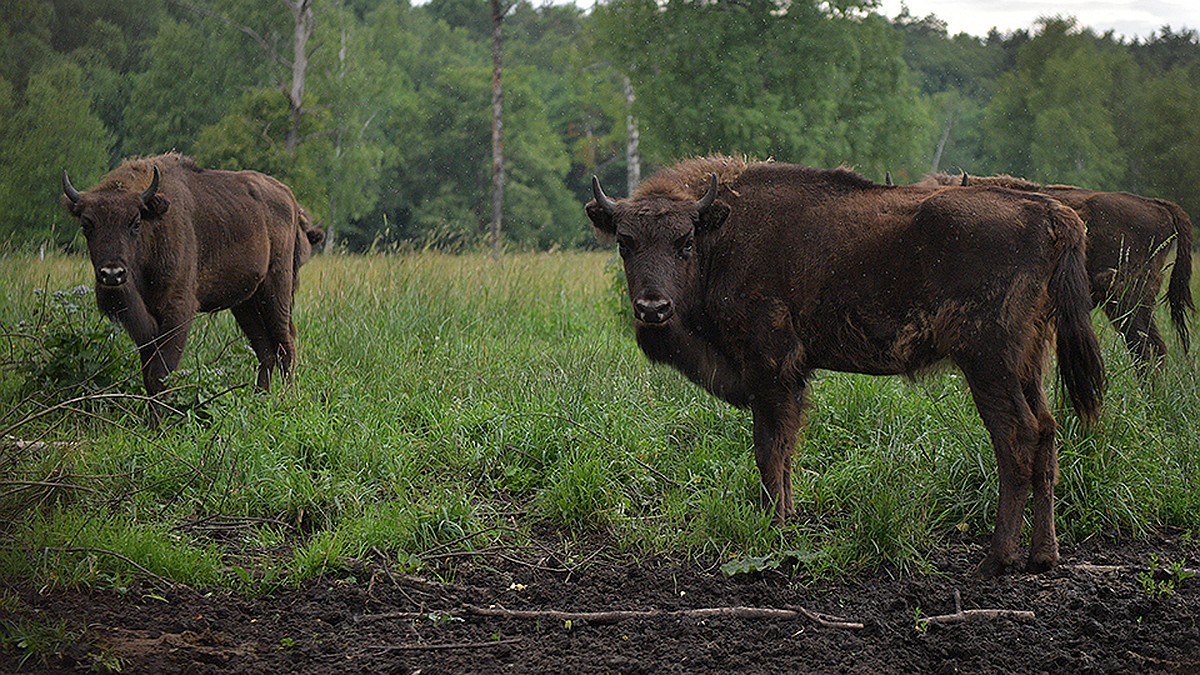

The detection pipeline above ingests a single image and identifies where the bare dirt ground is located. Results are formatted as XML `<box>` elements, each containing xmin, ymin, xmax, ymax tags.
<box><xmin>4</xmin><ymin>531</ymin><xmax>1200</xmax><ymax>674</ymax></box>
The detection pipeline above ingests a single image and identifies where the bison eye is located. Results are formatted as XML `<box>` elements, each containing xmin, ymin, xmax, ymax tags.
<box><xmin>676</xmin><ymin>235</ymin><xmax>695</xmax><ymax>260</ymax></box>
<box><xmin>617</xmin><ymin>236</ymin><xmax>634</xmax><ymax>259</ymax></box>
<box><xmin>80</xmin><ymin>218</ymin><xmax>94</xmax><ymax>237</ymax></box>
<box><xmin>130</xmin><ymin>216</ymin><xmax>142</xmax><ymax>235</ymax></box>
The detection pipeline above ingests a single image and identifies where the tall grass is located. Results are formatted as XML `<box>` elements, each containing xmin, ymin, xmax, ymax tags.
<box><xmin>1</xmin><ymin>251</ymin><xmax>1198</xmax><ymax>590</ymax></box>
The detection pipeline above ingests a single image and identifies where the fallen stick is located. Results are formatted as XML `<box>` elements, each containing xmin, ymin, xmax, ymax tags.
<box><xmin>357</xmin><ymin>604</ymin><xmax>864</xmax><ymax>630</ymax></box>
<box><xmin>368</xmin><ymin>637</ymin><xmax>523</xmax><ymax>652</ymax></box>
<box><xmin>1064</xmin><ymin>563</ymin><xmax>1200</xmax><ymax>577</ymax></box>
<box><xmin>467</xmin><ymin>604</ymin><xmax>864</xmax><ymax>629</ymax></box>
<box><xmin>919</xmin><ymin>608</ymin><xmax>1036</xmax><ymax>626</ymax></box>
<box><xmin>48</xmin><ymin>546</ymin><xmax>178</xmax><ymax>589</ymax></box>
<box><xmin>1</xmin><ymin>436</ymin><xmax>80</xmax><ymax>451</ymax></box>
<box><xmin>918</xmin><ymin>589</ymin><xmax>1034</xmax><ymax>627</ymax></box>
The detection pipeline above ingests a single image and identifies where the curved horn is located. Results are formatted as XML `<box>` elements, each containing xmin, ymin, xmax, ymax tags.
<box><xmin>141</xmin><ymin>166</ymin><xmax>161</xmax><ymax>203</ymax></box>
<box><xmin>591</xmin><ymin>175</ymin><xmax>618</xmax><ymax>214</ymax></box>
<box><xmin>960</xmin><ymin>172</ymin><xmax>970</xmax><ymax>187</ymax></box>
<box><xmin>885</xmin><ymin>171</ymin><xmax>894</xmax><ymax>187</ymax></box>
<box><xmin>695</xmin><ymin>173</ymin><xmax>718</xmax><ymax>211</ymax></box>
<box><xmin>63</xmin><ymin>170</ymin><xmax>81</xmax><ymax>204</ymax></box>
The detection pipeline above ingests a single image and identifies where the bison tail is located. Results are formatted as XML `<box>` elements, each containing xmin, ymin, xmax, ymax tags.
<box><xmin>1050</xmin><ymin>205</ymin><xmax>1104</xmax><ymax>427</ymax></box>
<box><xmin>1160</xmin><ymin>200</ymin><xmax>1194</xmax><ymax>353</ymax></box>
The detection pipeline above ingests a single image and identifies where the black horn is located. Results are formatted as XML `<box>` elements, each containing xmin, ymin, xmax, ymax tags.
<box><xmin>63</xmin><ymin>170</ymin><xmax>81</xmax><ymax>204</ymax></box>
<box><xmin>885</xmin><ymin>171</ymin><xmax>894</xmax><ymax>187</ymax></box>
<box><xmin>695</xmin><ymin>173</ymin><xmax>719</xmax><ymax>211</ymax></box>
<box><xmin>960</xmin><ymin>172</ymin><xmax>970</xmax><ymax>187</ymax></box>
<box><xmin>141</xmin><ymin>166</ymin><xmax>161</xmax><ymax>203</ymax></box>
<box><xmin>591</xmin><ymin>175</ymin><xmax>618</xmax><ymax>214</ymax></box>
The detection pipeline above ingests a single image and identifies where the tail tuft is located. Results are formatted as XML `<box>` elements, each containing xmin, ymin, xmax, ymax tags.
<box><xmin>1050</xmin><ymin>203</ymin><xmax>1104</xmax><ymax>426</ymax></box>
<box><xmin>1158</xmin><ymin>199</ymin><xmax>1194</xmax><ymax>353</ymax></box>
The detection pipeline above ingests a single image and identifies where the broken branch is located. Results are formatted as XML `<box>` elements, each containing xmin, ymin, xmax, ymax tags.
<box><xmin>356</xmin><ymin>604</ymin><xmax>864</xmax><ymax>630</ymax></box>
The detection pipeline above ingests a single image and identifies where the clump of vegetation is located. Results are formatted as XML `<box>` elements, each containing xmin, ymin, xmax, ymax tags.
<box><xmin>1138</xmin><ymin>554</ymin><xmax>1196</xmax><ymax>599</ymax></box>
<box><xmin>0</xmin><ymin>616</ymin><xmax>79</xmax><ymax>670</ymax></box>
<box><xmin>11</xmin><ymin>286</ymin><xmax>134</xmax><ymax>399</ymax></box>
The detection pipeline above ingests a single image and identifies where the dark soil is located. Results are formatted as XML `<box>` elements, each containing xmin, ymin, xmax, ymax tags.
<box><xmin>4</xmin><ymin>533</ymin><xmax>1200</xmax><ymax>674</ymax></box>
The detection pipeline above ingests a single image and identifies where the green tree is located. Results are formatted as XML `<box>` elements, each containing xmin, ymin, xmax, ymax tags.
<box><xmin>0</xmin><ymin>60</ymin><xmax>110</xmax><ymax>246</ymax></box>
<box><xmin>193</xmin><ymin>87</ymin><xmax>334</xmax><ymax>221</ymax></box>
<box><xmin>590</xmin><ymin>0</ymin><xmax>932</xmax><ymax>180</ymax></box>
<box><xmin>1129</xmin><ymin>67</ymin><xmax>1200</xmax><ymax>218</ymax></box>
<box><xmin>982</xmin><ymin>19</ymin><xmax>1128</xmax><ymax>187</ymax></box>
<box><xmin>122</xmin><ymin>16</ymin><xmax>268</xmax><ymax>156</ymax></box>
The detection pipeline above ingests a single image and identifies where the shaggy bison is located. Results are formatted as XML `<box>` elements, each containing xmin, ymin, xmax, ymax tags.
<box><xmin>587</xmin><ymin>156</ymin><xmax>1104</xmax><ymax>576</ymax></box>
<box><xmin>921</xmin><ymin>173</ymin><xmax>1194</xmax><ymax>364</ymax></box>
<box><xmin>62</xmin><ymin>153</ymin><xmax>324</xmax><ymax>416</ymax></box>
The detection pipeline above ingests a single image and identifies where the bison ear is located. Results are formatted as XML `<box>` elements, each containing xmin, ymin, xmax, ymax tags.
<box><xmin>141</xmin><ymin>194</ymin><xmax>170</xmax><ymax>220</ymax></box>
<box><xmin>62</xmin><ymin>195</ymin><xmax>83</xmax><ymax>217</ymax></box>
<box><xmin>585</xmin><ymin>200</ymin><xmax>616</xmax><ymax>243</ymax></box>
<box><xmin>696</xmin><ymin>199</ymin><xmax>730</xmax><ymax>234</ymax></box>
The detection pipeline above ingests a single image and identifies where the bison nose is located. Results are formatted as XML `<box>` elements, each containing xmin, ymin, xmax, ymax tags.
<box><xmin>634</xmin><ymin>296</ymin><xmax>674</xmax><ymax>324</ymax></box>
<box><xmin>97</xmin><ymin>265</ymin><xmax>127</xmax><ymax>287</ymax></box>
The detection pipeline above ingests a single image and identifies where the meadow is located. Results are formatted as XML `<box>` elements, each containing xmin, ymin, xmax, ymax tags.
<box><xmin>2</xmin><ymin>250</ymin><xmax>1199</xmax><ymax>593</ymax></box>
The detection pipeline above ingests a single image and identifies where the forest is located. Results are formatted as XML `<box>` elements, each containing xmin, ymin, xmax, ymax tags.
<box><xmin>1</xmin><ymin>0</ymin><xmax>1198</xmax><ymax>252</ymax></box>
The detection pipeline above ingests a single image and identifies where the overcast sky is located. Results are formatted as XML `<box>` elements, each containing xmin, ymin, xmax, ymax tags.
<box><xmin>874</xmin><ymin>0</ymin><xmax>1199</xmax><ymax>41</ymax></box>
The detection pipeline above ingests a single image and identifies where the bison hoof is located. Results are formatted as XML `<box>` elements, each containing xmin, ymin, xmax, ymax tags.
<box><xmin>1025</xmin><ymin>553</ymin><xmax>1059</xmax><ymax>574</ymax></box>
<box><xmin>974</xmin><ymin>553</ymin><xmax>1021</xmax><ymax>578</ymax></box>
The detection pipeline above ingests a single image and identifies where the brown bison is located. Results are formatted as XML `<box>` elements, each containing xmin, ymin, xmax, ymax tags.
<box><xmin>62</xmin><ymin>153</ymin><xmax>324</xmax><ymax>415</ymax></box>
<box><xmin>587</xmin><ymin>156</ymin><xmax>1104</xmax><ymax>576</ymax></box>
<box><xmin>921</xmin><ymin>173</ymin><xmax>1194</xmax><ymax>364</ymax></box>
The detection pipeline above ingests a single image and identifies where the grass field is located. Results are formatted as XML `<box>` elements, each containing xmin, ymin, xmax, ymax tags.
<box><xmin>1</xmin><ymin>250</ymin><xmax>1198</xmax><ymax>591</ymax></box>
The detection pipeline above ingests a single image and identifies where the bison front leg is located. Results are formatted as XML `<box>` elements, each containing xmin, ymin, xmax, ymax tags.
<box><xmin>143</xmin><ymin>318</ymin><xmax>193</xmax><ymax>392</ymax></box>
<box><xmin>751</xmin><ymin>391</ymin><xmax>804</xmax><ymax>523</ymax></box>
<box><xmin>132</xmin><ymin>317</ymin><xmax>192</xmax><ymax>426</ymax></box>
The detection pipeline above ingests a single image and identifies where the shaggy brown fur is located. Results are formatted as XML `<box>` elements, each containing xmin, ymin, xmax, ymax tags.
<box><xmin>588</xmin><ymin>156</ymin><xmax>1104</xmax><ymax>576</ymax></box>
<box><xmin>63</xmin><ymin>153</ymin><xmax>324</xmax><ymax>419</ymax></box>
<box><xmin>920</xmin><ymin>172</ymin><xmax>1195</xmax><ymax>364</ymax></box>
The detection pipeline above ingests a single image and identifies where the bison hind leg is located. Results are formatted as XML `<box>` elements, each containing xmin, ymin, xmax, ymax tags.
<box><xmin>231</xmin><ymin>303</ymin><xmax>278</xmax><ymax>391</ymax></box>
<box><xmin>1023</xmin><ymin>375</ymin><xmax>1060</xmax><ymax>573</ymax></box>
<box><xmin>958</xmin><ymin>362</ymin><xmax>1042</xmax><ymax>577</ymax></box>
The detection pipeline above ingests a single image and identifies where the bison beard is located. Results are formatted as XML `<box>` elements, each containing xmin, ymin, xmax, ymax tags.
<box><xmin>62</xmin><ymin>152</ymin><xmax>324</xmax><ymax>424</ymax></box>
<box><xmin>586</xmin><ymin>156</ymin><xmax>1104</xmax><ymax>577</ymax></box>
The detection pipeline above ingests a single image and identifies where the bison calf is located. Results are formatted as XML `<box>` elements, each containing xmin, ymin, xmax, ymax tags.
<box><xmin>63</xmin><ymin>153</ymin><xmax>324</xmax><ymax>420</ymax></box>
<box><xmin>587</xmin><ymin>156</ymin><xmax>1104</xmax><ymax>576</ymax></box>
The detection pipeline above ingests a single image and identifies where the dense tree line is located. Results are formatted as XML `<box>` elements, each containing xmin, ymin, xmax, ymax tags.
<box><xmin>0</xmin><ymin>0</ymin><xmax>1197</xmax><ymax>251</ymax></box>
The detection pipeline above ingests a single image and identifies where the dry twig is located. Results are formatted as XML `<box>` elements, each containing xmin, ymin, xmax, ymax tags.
<box><xmin>357</xmin><ymin>604</ymin><xmax>864</xmax><ymax>630</ymax></box>
<box><xmin>48</xmin><ymin>546</ymin><xmax>178</xmax><ymax>589</ymax></box>
<box><xmin>918</xmin><ymin>589</ymin><xmax>1035</xmax><ymax>627</ymax></box>
<box><xmin>368</xmin><ymin>638</ymin><xmax>523</xmax><ymax>652</ymax></box>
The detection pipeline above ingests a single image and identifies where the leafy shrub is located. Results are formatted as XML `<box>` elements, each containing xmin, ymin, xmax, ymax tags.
<box><xmin>11</xmin><ymin>286</ymin><xmax>135</xmax><ymax>398</ymax></box>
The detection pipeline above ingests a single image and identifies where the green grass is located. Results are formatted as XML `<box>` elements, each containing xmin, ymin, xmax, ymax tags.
<box><xmin>1</xmin><ymin>250</ymin><xmax>1198</xmax><ymax>592</ymax></box>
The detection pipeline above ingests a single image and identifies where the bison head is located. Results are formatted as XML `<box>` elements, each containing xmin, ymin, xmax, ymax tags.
<box><xmin>63</xmin><ymin>166</ymin><xmax>170</xmax><ymax>289</ymax></box>
<box><xmin>586</xmin><ymin>174</ymin><xmax>729</xmax><ymax>327</ymax></box>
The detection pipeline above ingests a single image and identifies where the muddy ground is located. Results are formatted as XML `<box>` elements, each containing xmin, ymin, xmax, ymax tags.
<box><xmin>4</xmin><ymin>531</ymin><xmax>1200</xmax><ymax>674</ymax></box>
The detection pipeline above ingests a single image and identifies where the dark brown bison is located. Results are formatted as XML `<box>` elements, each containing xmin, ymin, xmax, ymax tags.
<box><xmin>587</xmin><ymin>156</ymin><xmax>1104</xmax><ymax>576</ymax></box>
<box><xmin>921</xmin><ymin>173</ymin><xmax>1194</xmax><ymax>364</ymax></box>
<box><xmin>62</xmin><ymin>153</ymin><xmax>324</xmax><ymax>415</ymax></box>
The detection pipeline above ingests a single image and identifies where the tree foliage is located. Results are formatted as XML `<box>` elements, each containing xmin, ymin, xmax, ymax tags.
<box><xmin>0</xmin><ymin>1</ymin><xmax>1197</xmax><ymax>250</ymax></box>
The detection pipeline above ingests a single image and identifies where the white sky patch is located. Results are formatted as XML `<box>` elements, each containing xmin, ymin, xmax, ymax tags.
<box><xmin>874</xmin><ymin>0</ymin><xmax>1199</xmax><ymax>40</ymax></box>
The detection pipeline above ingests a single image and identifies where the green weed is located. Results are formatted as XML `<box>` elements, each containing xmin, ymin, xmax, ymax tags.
<box><xmin>0</xmin><ymin>616</ymin><xmax>79</xmax><ymax>669</ymax></box>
